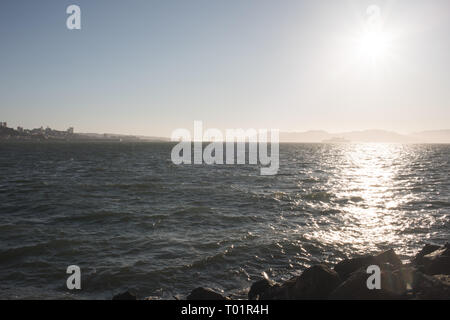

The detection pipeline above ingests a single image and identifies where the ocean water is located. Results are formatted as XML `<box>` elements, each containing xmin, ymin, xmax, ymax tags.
<box><xmin>0</xmin><ymin>142</ymin><xmax>449</xmax><ymax>299</ymax></box>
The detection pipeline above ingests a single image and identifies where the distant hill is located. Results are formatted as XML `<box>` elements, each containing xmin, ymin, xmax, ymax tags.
<box><xmin>280</xmin><ymin>129</ymin><xmax>450</xmax><ymax>143</ymax></box>
<box><xmin>280</xmin><ymin>130</ymin><xmax>332</xmax><ymax>143</ymax></box>
<box><xmin>339</xmin><ymin>130</ymin><xmax>416</xmax><ymax>143</ymax></box>
<box><xmin>410</xmin><ymin>130</ymin><xmax>450</xmax><ymax>144</ymax></box>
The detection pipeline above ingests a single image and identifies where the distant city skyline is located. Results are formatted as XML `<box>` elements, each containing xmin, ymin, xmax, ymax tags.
<box><xmin>2</xmin><ymin>121</ymin><xmax>449</xmax><ymax>144</ymax></box>
<box><xmin>1</xmin><ymin>0</ymin><xmax>449</xmax><ymax>137</ymax></box>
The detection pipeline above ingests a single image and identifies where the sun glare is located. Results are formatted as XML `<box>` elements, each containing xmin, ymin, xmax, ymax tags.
<box><xmin>357</xmin><ymin>30</ymin><xmax>391</xmax><ymax>61</ymax></box>
<box><xmin>351</xmin><ymin>5</ymin><xmax>395</xmax><ymax>66</ymax></box>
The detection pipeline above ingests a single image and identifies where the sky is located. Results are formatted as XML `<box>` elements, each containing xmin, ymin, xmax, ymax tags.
<box><xmin>0</xmin><ymin>0</ymin><xmax>449</xmax><ymax>137</ymax></box>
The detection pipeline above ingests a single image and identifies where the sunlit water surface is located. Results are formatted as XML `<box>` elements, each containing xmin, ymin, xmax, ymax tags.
<box><xmin>0</xmin><ymin>143</ymin><xmax>449</xmax><ymax>299</ymax></box>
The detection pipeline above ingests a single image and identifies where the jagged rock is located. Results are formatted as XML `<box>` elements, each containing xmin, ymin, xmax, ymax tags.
<box><xmin>248</xmin><ymin>278</ymin><xmax>277</xmax><ymax>300</ymax></box>
<box><xmin>376</xmin><ymin>249</ymin><xmax>403</xmax><ymax>267</ymax></box>
<box><xmin>412</xmin><ymin>244</ymin><xmax>441</xmax><ymax>266</ymax></box>
<box><xmin>112</xmin><ymin>290</ymin><xmax>137</xmax><ymax>300</ymax></box>
<box><xmin>259</xmin><ymin>278</ymin><xmax>292</xmax><ymax>300</ymax></box>
<box><xmin>255</xmin><ymin>265</ymin><xmax>341</xmax><ymax>300</ymax></box>
<box><xmin>186</xmin><ymin>287</ymin><xmax>229</xmax><ymax>300</ymax></box>
<box><xmin>412</xmin><ymin>272</ymin><xmax>450</xmax><ymax>299</ymax></box>
<box><xmin>334</xmin><ymin>256</ymin><xmax>377</xmax><ymax>281</ymax></box>
<box><xmin>434</xmin><ymin>274</ymin><xmax>450</xmax><ymax>284</ymax></box>
<box><xmin>334</xmin><ymin>249</ymin><xmax>402</xmax><ymax>280</ymax></box>
<box><xmin>421</xmin><ymin>244</ymin><xmax>450</xmax><ymax>275</ymax></box>
<box><xmin>330</xmin><ymin>267</ymin><xmax>407</xmax><ymax>300</ymax></box>
<box><xmin>289</xmin><ymin>264</ymin><xmax>341</xmax><ymax>299</ymax></box>
<box><xmin>392</xmin><ymin>266</ymin><xmax>416</xmax><ymax>291</ymax></box>
<box><xmin>247</xmin><ymin>277</ymin><xmax>295</xmax><ymax>300</ymax></box>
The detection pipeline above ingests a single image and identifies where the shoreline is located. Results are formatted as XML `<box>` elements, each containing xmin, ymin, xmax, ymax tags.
<box><xmin>113</xmin><ymin>243</ymin><xmax>450</xmax><ymax>300</ymax></box>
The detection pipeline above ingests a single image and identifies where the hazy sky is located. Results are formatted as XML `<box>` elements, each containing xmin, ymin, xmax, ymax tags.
<box><xmin>1</xmin><ymin>0</ymin><xmax>449</xmax><ymax>136</ymax></box>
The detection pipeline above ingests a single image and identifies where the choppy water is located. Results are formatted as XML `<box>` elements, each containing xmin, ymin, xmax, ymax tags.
<box><xmin>0</xmin><ymin>142</ymin><xmax>449</xmax><ymax>299</ymax></box>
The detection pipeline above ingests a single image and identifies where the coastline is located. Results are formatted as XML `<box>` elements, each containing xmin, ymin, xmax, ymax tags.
<box><xmin>113</xmin><ymin>243</ymin><xmax>450</xmax><ymax>300</ymax></box>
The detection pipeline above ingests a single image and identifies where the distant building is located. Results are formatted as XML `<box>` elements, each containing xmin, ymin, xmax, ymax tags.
<box><xmin>67</xmin><ymin>127</ymin><xmax>74</xmax><ymax>135</ymax></box>
<box><xmin>0</xmin><ymin>122</ymin><xmax>7</xmax><ymax>128</ymax></box>
<box><xmin>30</xmin><ymin>126</ymin><xmax>45</xmax><ymax>135</ymax></box>
<box><xmin>17</xmin><ymin>126</ymin><xmax>24</xmax><ymax>132</ymax></box>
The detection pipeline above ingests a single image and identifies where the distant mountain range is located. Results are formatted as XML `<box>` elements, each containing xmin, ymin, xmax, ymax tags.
<box><xmin>80</xmin><ymin>129</ymin><xmax>450</xmax><ymax>143</ymax></box>
<box><xmin>2</xmin><ymin>123</ymin><xmax>449</xmax><ymax>144</ymax></box>
<box><xmin>280</xmin><ymin>129</ymin><xmax>450</xmax><ymax>143</ymax></box>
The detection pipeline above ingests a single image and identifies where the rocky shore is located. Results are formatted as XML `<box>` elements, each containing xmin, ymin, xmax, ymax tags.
<box><xmin>113</xmin><ymin>243</ymin><xmax>450</xmax><ymax>300</ymax></box>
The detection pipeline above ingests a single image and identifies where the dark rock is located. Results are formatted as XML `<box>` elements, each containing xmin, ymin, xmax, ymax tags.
<box><xmin>112</xmin><ymin>290</ymin><xmax>137</xmax><ymax>300</ymax></box>
<box><xmin>412</xmin><ymin>272</ymin><xmax>450</xmax><ymax>299</ymax></box>
<box><xmin>434</xmin><ymin>274</ymin><xmax>450</xmax><ymax>284</ymax></box>
<box><xmin>334</xmin><ymin>256</ymin><xmax>377</xmax><ymax>281</ymax></box>
<box><xmin>392</xmin><ymin>266</ymin><xmax>416</xmax><ymax>291</ymax></box>
<box><xmin>330</xmin><ymin>267</ymin><xmax>407</xmax><ymax>300</ymax></box>
<box><xmin>421</xmin><ymin>244</ymin><xmax>450</xmax><ymax>275</ymax></box>
<box><xmin>247</xmin><ymin>277</ymin><xmax>295</xmax><ymax>300</ymax></box>
<box><xmin>259</xmin><ymin>278</ymin><xmax>292</xmax><ymax>300</ymax></box>
<box><xmin>248</xmin><ymin>278</ymin><xmax>277</xmax><ymax>300</ymax></box>
<box><xmin>375</xmin><ymin>249</ymin><xmax>403</xmax><ymax>268</ymax></box>
<box><xmin>289</xmin><ymin>264</ymin><xmax>341</xmax><ymax>299</ymax></box>
<box><xmin>256</xmin><ymin>265</ymin><xmax>342</xmax><ymax>300</ymax></box>
<box><xmin>334</xmin><ymin>249</ymin><xmax>402</xmax><ymax>280</ymax></box>
<box><xmin>186</xmin><ymin>287</ymin><xmax>228</xmax><ymax>300</ymax></box>
<box><xmin>411</xmin><ymin>244</ymin><xmax>441</xmax><ymax>266</ymax></box>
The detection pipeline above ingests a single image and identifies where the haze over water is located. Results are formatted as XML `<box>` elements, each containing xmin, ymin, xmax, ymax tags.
<box><xmin>0</xmin><ymin>142</ymin><xmax>448</xmax><ymax>299</ymax></box>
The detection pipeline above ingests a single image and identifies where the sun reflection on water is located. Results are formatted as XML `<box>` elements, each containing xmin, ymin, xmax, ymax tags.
<box><xmin>302</xmin><ymin>143</ymin><xmax>424</xmax><ymax>257</ymax></box>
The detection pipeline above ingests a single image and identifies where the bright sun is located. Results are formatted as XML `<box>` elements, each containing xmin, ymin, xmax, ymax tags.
<box><xmin>354</xmin><ymin>5</ymin><xmax>394</xmax><ymax>65</ymax></box>
<box><xmin>358</xmin><ymin>30</ymin><xmax>390</xmax><ymax>61</ymax></box>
